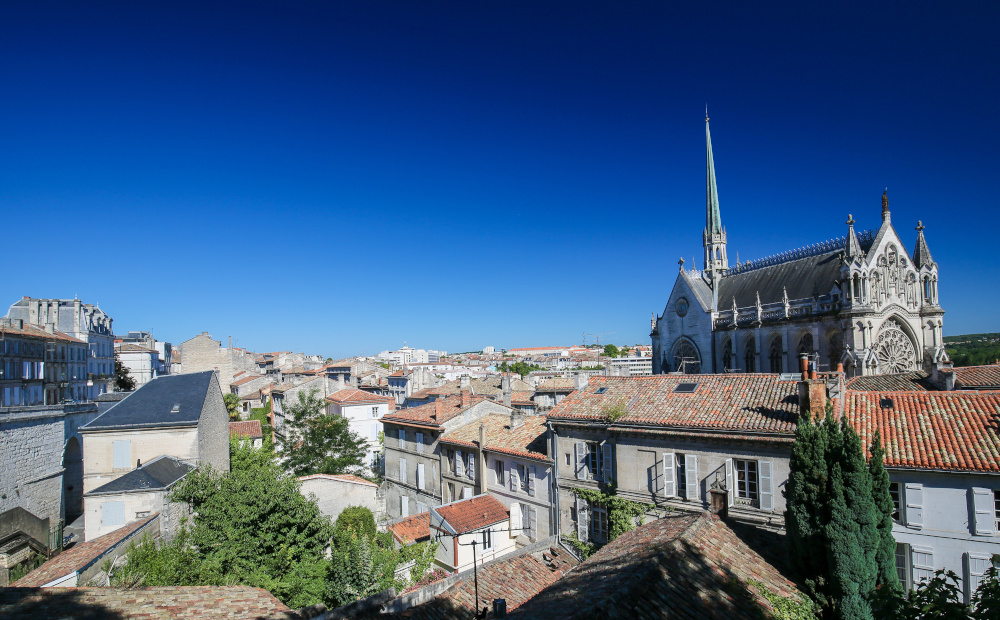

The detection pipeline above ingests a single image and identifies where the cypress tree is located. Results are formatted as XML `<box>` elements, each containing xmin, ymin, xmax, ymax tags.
<box><xmin>785</xmin><ymin>409</ymin><xmax>833</xmax><ymax>609</ymax></box>
<box><xmin>868</xmin><ymin>430</ymin><xmax>898</xmax><ymax>589</ymax></box>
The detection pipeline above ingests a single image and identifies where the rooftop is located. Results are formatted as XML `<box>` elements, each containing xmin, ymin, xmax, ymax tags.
<box><xmin>87</xmin><ymin>456</ymin><xmax>192</xmax><ymax>495</ymax></box>
<box><xmin>383</xmin><ymin>394</ymin><xmax>494</xmax><ymax>429</ymax></box>
<box><xmin>953</xmin><ymin>363</ymin><xmax>1000</xmax><ymax>388</ymax></box>
<box><xmin>846</xmin><ymin>371</ymin><xmax>932</xmax><ymax>392</ymax></box>
<box><xmin>534</xmin><ymin>377</ymin><xmax>577</xmax><ymax>392</ymax></box>
<box><xmin>297</xmin><ymin>473</ymin><xmax>378</xmax><ymax>488</ymax></box>
<box><xmin>230</xmin><ymin>420</ymin><xmax>264</xmax><ymax>440</ymax></box>
<box><xmin>387</xmin><ymin>512</ymin><xmax>431</xmax><ymax>544</ymax></box>
<box><xmin>439</xmin><ymin>413</ymin><xmax>549</xmax><ymax>462</ymax></box>
<box><xmin>433</xmin><ymin>494</ymin><xmax>509</xmax><ymax>535</ymax></box>
<box><xmin>325</xmin><ymin>389</ymin><xmax>391</xmax><ymax>404</ymax></box>
<box><xmin>82</xmin><ymin>371</ymin><xmax>217</xmax><ymax>431</ymax></box>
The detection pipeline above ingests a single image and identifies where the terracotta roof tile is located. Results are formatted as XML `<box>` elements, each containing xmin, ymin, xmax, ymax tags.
<box><xmin>846</xmin><ymin>371</ymin><xmax>932</xmax><ymax>392</ymax></box>
<box><xmin>433</xmin><ymin>495</ymin><xmax>508</xmax><ymax>535</ymax></box>
<box><xmin>387</xmin><ymin>512</ymin><xmax>431</xmax><ymax>544</ymax></box>
<box><xmin>534</xmin><ymin>377</ymin><xmax>577</xmax><ymax>392</ymax></box>
<box><xmin>230</xmin><ymin>373</ymin><xmax>264</xmax><ymax>387</ymax></box>
<box><xmin>383</xmin><ymin>394</ymin><xmax>492</xmax><ymax>428</ymax></box>
<box><xmin>439</xmin><ymin>413</ymin><xmax>549</xmax><ymax>462</ymax></box>
<box><xmin>325</xmin><ymin>389</ymin><xmax>392</xmax><ymax>404</ymax></box>
<box><xmin>953</xmin><ymin>364</ymin><xmax>1000</xmax><ymax>388</ymax></box>
<box><xmin>296</xmin><ymin>473</ymin><xmax>378</xmax><ymax>487</ymax></box>
<box><xmin>229</xmin><ymin>420</ymin><xmax>263</xmax><ymax>439</ymax></box>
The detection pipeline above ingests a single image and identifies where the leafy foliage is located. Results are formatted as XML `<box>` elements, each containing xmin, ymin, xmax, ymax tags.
<box><xmin>748</xmin><ymin>579</ymin><xmax>819</xmax><ymax>620</ymax></box>
<box><xmin>868</xmin><ymin>431</ymin><xmax>898</xmax><ymax>590</ymax></box>
<box><xmin>562</xmin><ymin>531</ymin><xmax>597</xmax><ymax>560</ymax></box>
<box><xmin>327</xmin><ymin>530</ymin><xmax>401</xmax><ymax>607</ymax></box>
<box><xmin>276</xmin><ymin>389</ymin><xmax>369</xmax><ymax>477</ymax></box>
<box><xmin>223</xmin><ymin>393</ymin><xmax>241</xmax><ymax>420</ymax></box>
<box><xmin>870</xmin><ymin>566</ymin><xmax>1000</xmax><ymax>620</ymax></box>
<box><xmin>496</xmin><ymin>361</ymin><xmax>542</xmax><ymax>378</ymax></box>
<box><xmin>602</xmin><ymin>400</ymin><xmax>628</xmax><ymax>423</ymax></box>
<box><xmin>334</xmin><ymin>506</ymin><xmax>377</xmax><ymax>540</ymax></box>
<box><xmin>944</xmin><ymin>333</ymin><xmax>1000</xmax><ymax>367</ymax></box>
<box><xmin>572</xmin><ymin>486</ymin><xmax>646</xmax><ymax>541</ymax></box>
<box><xmin>602</xmin><ymin>344</ymin><xmax>620</xmax><ymax>358</ymax></box>
<box><xmin>114</xmin><ymin>351</ymin><xmax>136</xmax><ymax>391</ymax></box>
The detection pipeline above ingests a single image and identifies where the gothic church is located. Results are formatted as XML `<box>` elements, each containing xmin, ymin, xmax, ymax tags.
<box><xmin>651</xmin><ymin>117</ymin><xmax>947</xmax><ymax>377</ymax></box>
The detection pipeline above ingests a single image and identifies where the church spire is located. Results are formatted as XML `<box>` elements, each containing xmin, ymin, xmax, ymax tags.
<box><xmin>845</xmin><ymin>213</ymin><xmax>863</xmax><ymax>258</ymax></box>
<box><xmin>913</xmin><ymin>220</ymin><xmax>935</xmax><ymax>268</ymax></box>
<box><xmin>703</xmin><ymin>109</ymin><xmax>728</xmax><ymax>284</ymax></box>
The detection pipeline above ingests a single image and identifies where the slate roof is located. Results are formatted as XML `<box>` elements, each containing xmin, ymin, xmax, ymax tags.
<box><xmin>12</xmin><ymin>516</ymin><xmax>158</xmax><ymax>586</ymax></box>
<box><xmin>846</xmin><ymin>371</ymin><xmax>932</xmax><ymax>392</ymax></box>
<box><xmin>87</xmin><ymin>456</ymin><xmax>193</xmax><ymax>495</ymax></box>
<box><xmin>953</xmin><ymin>364</ymin><xmax>1000</xmax><ymax>389</ymax></box>
<box><xmin>433</xmin><ymin>495</ymin><xmax>509</xmax><ymax>535</ymax></box>
<box><xmin>326</xmin><ymin>389</ymin><xmax>391</xmax><ymax>404</ymax></box>
<box><xmin>844</xmin><ymin>390</ymin><xmax>1000</xmax><ymax>473</ymax></box>
<box><xmin>230</xmin><ymin>420</ymin><xmax>264</xmax><ymax>439</ymax></box>
<box><xmin>82</xmin><ymin>371</ymin><xmax>216</xmax><ymax>430</ymax></box>
<box><xmin>0</xmin><ymin>322</ymin><xmax>85</xmax><ymax>344</ymax></box>
<box><xmin>387</xmin><ymin>512</ymin><xmax>431</xmax><ymax>544</ymax></box>
<box><xmin>718</xmin><ymin>249</ymin><xmax>845</xmax><ymax>308</ymax></box>
<box><xmin>382</xmin><ymin>394</ymin><xmax>495</xmax><ymax>429</ymax></box>
<box><xmin>547</xmin><ymin>374</ymin><xmax>800</xmax><ymax>436</ymax></box>
<box><xmin>439</xmin><ymin>413</ymin><xmax>549</xmax><ymax>462</ymax></box>
<box><xmin>511</xmin><ymin>512</ymin><xmax>804</xmax><ymax>619</ymax></box>
<box><xmin>0</xmin><ymin>586</ymin><xmax>296</xmax><ymax>619</ymax></box>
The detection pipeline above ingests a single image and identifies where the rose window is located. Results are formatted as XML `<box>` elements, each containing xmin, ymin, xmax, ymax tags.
<box><xmin>873</xmin><ymin>325</ymin><xmax>916</xmax><ymax>374</ymax></box>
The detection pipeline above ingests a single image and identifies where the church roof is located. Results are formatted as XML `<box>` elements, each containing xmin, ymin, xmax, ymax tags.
<box><xmin>718</xmin><ymin>249</ymin><xmax>842</xmax><ymax>308</ymax></box>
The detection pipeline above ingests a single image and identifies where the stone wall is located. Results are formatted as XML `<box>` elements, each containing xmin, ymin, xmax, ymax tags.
<box><xmin>197</xmin><ymin>373</ymin><xmax>231</xmax><ymax>474</ymax></box>
<box><xmin>178</xmin><ymin>333</ymin><xmax>256</xmax><ymax>392</ymax></box>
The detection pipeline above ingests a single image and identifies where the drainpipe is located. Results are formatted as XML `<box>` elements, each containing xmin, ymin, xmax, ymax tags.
<box><xmin>548</xmin><ymin>421</ymin><xmax>560</xmax><ymax>542</ymax></box>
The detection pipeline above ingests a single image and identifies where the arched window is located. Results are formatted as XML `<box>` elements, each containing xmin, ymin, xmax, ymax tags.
<box><xmin>769</xmin><ymin>337</ymin><xmax>782</xmax><ymax>373</ymax></box>
<box><xmin>722</xmin><ymin>339</ymin><xmax>733</xmax><ymax>371</ymax></box>
<box><xmin>828</xmin><ymin>332</ymin><xmax>844</xmax><ymax>370</ymax></box>
<box><xmin>798</xmin><ymin>333</ymin><xmax>813</xmax><ymax>358</ymax></box>
<box><xmin>744</xmin><ymin>341</ymin><xmax>756</xmax><ymax>373</ymax></box>
<box><xmin>672</xmin><ymin>340</ymin><xmax>701</xmax><ymax>375</ymax></box>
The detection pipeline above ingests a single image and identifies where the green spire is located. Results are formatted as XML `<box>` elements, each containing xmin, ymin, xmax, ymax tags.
<box><xmin>705</xmin><ymin>111</ymin><xmax>723</xmax><ymax>236</ymax></box>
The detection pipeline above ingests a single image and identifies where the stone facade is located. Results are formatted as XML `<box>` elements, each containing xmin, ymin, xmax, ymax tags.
<box><xmin>177</xmin><ymin>332</ymin><xmax>256</xmax><ymax>392</ymax></box>
<box><xmin>651</xmin><ymin>120</ymin><xmax>946</xmax><ymax>378</ymax></box>
<box><xmin>298</xmin><ymin>474</ymin><xmax>379</xmax><ymax>524</ymax></box>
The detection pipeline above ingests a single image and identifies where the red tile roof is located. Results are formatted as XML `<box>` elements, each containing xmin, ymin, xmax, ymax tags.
<box><xmin>0</xmin><ymin>322</ymin><xmax>85</xmax><ymax>344</ymax></box>
<box><xmin>844</xmin><ymin>390</ymin><xmax>1000</xmax><ymax>473</ymax></box>
<box><xmin>383</xmin><ymin>394</ymin><xmax>492</xmax><ymax>429</ymax></box>
<box><xmin>433</xmin><ymin>495</ymin><xmax>509</xmax><ymax>535</ymax></box>
<box><xmin>230</xmin><ymin>373</ymin><xmax>264</xmax><ymax>387</ymax></box>
<box><xmin>387</xmin><ymin>512</ymin><xmax>431</xmax><ymax>544</ymax></box>
<box><xmin>547</xmin><ymin>374</ymin><xmax>799</xmax><ymax>435</ymax></box>
<box><xmin>953</xmin><ymin>364</ymin><xmax>1000</xmax><ymax>388</ymax></box>
<box><xmin>439</xmin><ymin>413</ymin><xmax>549</xmax><ymax>462</ymax></box>
<box><xmin>325</xmin><ymin>388</ymin><xmax>392</xmax><ymax>404</ymax></box>
<box><xmin>846</xmin><ymin>371</ymin><xmax>932</xmax><ymax>392</ymax></box>
<box><xmin>13</xmin><ymin>515</ymin><xmax>158</xmax><ymax>587</ymax></box>
<box><xmin>535</xmin><ymin>377</ymin><xmax>577</xmax><ymax>392</ymax></box>
<box><xmin>296</xmin><ymin>473</ymin><xmax>379</xmax><ymax>488</ymax></box>
<box><xmin>510</xmin><ymin>391</ymin><xmax>535</xmax><ymax>405</ymax></box>
<box><xmin>0</xmin><ymin>586</ymin><xmax>294</xmax><ymax>618</ymax></box>
<box><xmin>229</xmin><ymin>420</ymin><xmax>264</xmax><ymax>440</ymax></box>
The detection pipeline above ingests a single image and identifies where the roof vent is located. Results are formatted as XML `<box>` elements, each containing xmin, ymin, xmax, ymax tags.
<box><xmin>171</xmin><ymin>403</ymin><xmax>181</xmax><ymax>413</ymax></box>
<box><xmin>674</xmin><ymin>383</ymin><xmax>698</xmax><ymax>393</ymax></box>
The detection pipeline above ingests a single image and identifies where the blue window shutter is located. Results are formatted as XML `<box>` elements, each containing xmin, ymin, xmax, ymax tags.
<box><xmin>113</xmin><ymin>440</ymin><xmax>130</xmax><ymax>469</ymax></box>
<box><xmin>102</xmin><ymin>501</ymin><xmax>125</xmax><ymax>526</ymax></box>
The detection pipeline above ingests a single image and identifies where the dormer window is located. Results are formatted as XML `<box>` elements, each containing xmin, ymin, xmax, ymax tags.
<box><xmin>171</xmin><ymin>403</ymin><xmax>180</xmax><ymax>413</ymax></box>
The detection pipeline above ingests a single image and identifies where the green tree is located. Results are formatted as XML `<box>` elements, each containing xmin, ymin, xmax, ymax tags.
<box><xmin>114</xmin><ymin>439</ymin><xmax>334</xmax><ymax>608</ymax></box>
<box><xmin>277</xmin><ymin>389</ymin><xmax>369</xmax><ymax>477</ymax></box>
<box><xmin>868</xmin><ymin>430</ymin><xmax>898</xmax><ymax>589</ymax></box>
<box><xmin>223</xmin><ymin>393</ymin><xmax>241</xmax><ymax>420</ymax></box>
<box><xmin>603</xmin><ymin>344</ymin><xmax>620</xmax><ymax>358</ymax></box>
<box><xmin>114</xmin><ymin>351</ymin><xmax>136</xmax><ymax>391</ymax></box>
<box><xmin>327</xmin><ymin>529</ymin><xmax>401</xmax><ymax>607</ymax></box>
<box><xmin>335</xmin><ymin>506</ymin><xmax>377</xmax><ymax>540</ymax></box>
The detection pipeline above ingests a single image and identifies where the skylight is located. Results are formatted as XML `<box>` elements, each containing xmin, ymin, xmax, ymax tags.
<box><xmin>595</xmin><ymin>387</ymin><xmax>608</xmax><ymax>394</ymax></box>
<box><xmin>674</xmin><ymin>383</ymin><xmax>698</xmax><ymax>393</ymax></box>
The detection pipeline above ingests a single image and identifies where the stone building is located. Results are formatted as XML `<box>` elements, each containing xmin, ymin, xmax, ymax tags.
<box><xmin>1</xmin><ymin>319</ymin><xmax>89</xmax><ymax>406</ymax></box>
<box><xmin>114</xmin><ymin>344</ymin><xmax>161</xmax><ymax>388</ymax></box>
<box><xmin>325</xmin><ymin>389</ymin><xmax>393</xmax><ymax>470</ymax></box>
<box><xmin>651</xmin><ymin>117</ymin><xmax>946</xmax><ymax>378</ymax></box>
<box><xmin>297</xmin><ymin>473</ymin><xmax>379</xmax><ymax>525</ymax></box>
<box><xmin>176</xmin><ymin>332</ymin><xmax>256</xmax><ymax>392</ymax></box>
<box><xmin>6</xmin><ymin>297</ymin><xmax>115</xmax><ymax>399</ymax></box>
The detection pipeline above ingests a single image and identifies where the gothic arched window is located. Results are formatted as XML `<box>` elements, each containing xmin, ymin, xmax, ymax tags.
<box><xmin>798</xmin><ymin>333</ymin><xmax>813</xmax><ymax>358</ymax></box>
<box><xmin>769</xmin><ymin>337</ymin><xmax>782</xmax><ymax>373</ymax></box>
<box><xmin>672</xmin><ymin>340</ymin><xmax>701</xmax><ymax>375</ymax></box>
<box><xmin>828</xmin><ymin>332</ymin><xmax>844</xmax><ymax>370</ymax></box>
<box><xmin>744</xmin><ymin>341</ymin><xmax>756</xmax><ymax>373</ymax></box>
<box><xmin>722</xmin><ymin>339</ymin><xmax>733</xmax><ymax>372</ymax></box>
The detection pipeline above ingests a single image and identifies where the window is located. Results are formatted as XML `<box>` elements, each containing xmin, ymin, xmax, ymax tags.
<box><xmin>466</xmin><ymin>452</ymin><xmax>475</xmax><ymax>480</ymax></box>
<box><xmin>417</xmin><ymin>463</ymin><xmax>425</xmax><ymax>490</ymax></box>
<box><xmin>480</xmin><ymin>528</ymin><xmax>493</xmax><ymax>552</ymax></box>
<box><xmin>102</xmin><ymin>501</ymin><xmax>125</xmax><ymax>526</ymax></box>
<box><xmin>517</xmin><ymin>464</ymin><xmax>529</xmax><ymax>493</ymax></box>
<box><xmin>399</xmin><ymin>458</ymin><xmax>407</xmax><ymax>484</ymax></box>
<box><xmin>398</xmin><ymin>429</ymin><xmax>406</xmax><ymax>449</ymax></box>
<box><xmin>674</xmin><ymin>383</ymin><xmax>698</xmax><ymax>393</ymax></box>
<box><xmin>591</xmin><ymin>507</ymin><xmax>609</xmax><ymax>543</ymax></box>
<box><xmin>676</xmin><ymin>454</ymin><xmax>687</xmax><ymax>498</ymax></box>
<box><xmin>995</xmin><ymin>490</ymin><xmax>1000</xmax><ymax>533</ymax></box>
<box><xmin>495</xmin><ymin>459</ymin><xmax>505</xmax><ymax>485</ymax></box>
<box><xmin>895</xmin><ymin>543</ymin><xmax>911</xmax><ymax>591</ymax></box>
<box><xmin>735</xmin><ymin>459</ymin><xmax>759</xmax><ymax>503</ymax></box>
<box><xmin>594</xmin><ymin>387</ymin><xmax>608</xmax><ymax>394</ymax></box>
<box><xmin>113</xmin><ymin>440</ymin><xmax>131</xmax><ymax>469</ymax></box>
<box><xmin>447</xmin><ymin>449</ymin><xmax>456</xmax><ymax>474</ymax></box>
<box><xmin>372</xmin><ymin>406</ymin><xmax>379</xmax><ymax>418</ymax></box>
<box><xmin>415</xmin><ymin>432</ymin><xmax>424</xmax><ymax>454</ymax></box>
<box><xmin>889</xmin><ymin>482</ymin><xmax>902</xmax><ymax>522</ymax></box>
<box><xmin>744</xmin><ymin>343</ymin><xmax>756</xmax><ymax>373</ymax></box>
<box><xmin>586</xmin><ymin>442</ymin><xmax>601</xmax><ymax>480</ymax></box>
<box><xmin>401</xmin><ymin>496</ymin><xmax>409</xmax><ymax>517</ymax></box>
<box><xmin>565</xmin><ymin>453</ymin><xmax>570</xmax><ymax>466</ymax></box>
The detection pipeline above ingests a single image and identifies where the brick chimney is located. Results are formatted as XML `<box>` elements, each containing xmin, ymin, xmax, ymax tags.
<box><xmin>502</xmin><ymin>374</ymin><xmax>512</xmax><ymax>408</ymax></box>
<box><xmin>797</xmin><ymin>356</ymin><xmax>828</xmax><ymax>418</ymax></box>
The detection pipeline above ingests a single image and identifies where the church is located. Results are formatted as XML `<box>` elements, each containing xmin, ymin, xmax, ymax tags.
<box><xmin>651</xmin><ymin>117</ymin><xmax>947</xmax><ymax>377</ymax></box>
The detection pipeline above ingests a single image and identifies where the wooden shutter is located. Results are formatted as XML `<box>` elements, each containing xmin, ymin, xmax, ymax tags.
<box><xmin>416</xmin><ymin>432</ymin><xmax>424</xmax><ymax>454</ymax></box>
<box><xmin>510</xmin><ymin>502</ymin><xmax>521</xmax><ymax>534</ymax></box>
<box><xmin>576</xmin><ymin>496</ymin><xmax>589</xmax><ymax>542</ymax></box>
<box><xmin>417</xmin><ymin>463</ymin><xmax>425</xmax><ymax>490</ymax></box>
<box><xmin>401</xmin><ymin>496</ymin><xmax>409</xmax><ymax>517</ymax></box>
<box><xmin>663</xmin><ymin>453</ymin><xmax>675</xmax><ymax>497</ymax></box>
<box><xmin>602</xmin><ymin>443</ymin><xmax>614</xmax><ymax>483</ymax></box>
<box><xmin>529</xmin><ymin>505</ymin><xmax>538</xmax><ymax>541</ymax></box>
<box><xmin>398</xmin><ymin>429</ymin><xmax>405</xmax><ymax>448</ymax></box>
<box><xmin>725</xmin><ymin>458</ymin><xmax>735</xmax><ymax>505</ymax></box>
<box><xmin>528</xmin><ymin>465</ymin><xmax>536</xmax><ymax>497</ymax></box>
<box><xmin>467</xmin><ymin>452</ymin><xmax>475</xmax><ymax>480</ymax></box>
<box><xmin>912</xmin><ymin>546</ymin><xmax>934</xmax><ymax>583</ymax></box>
<box><xmin>971</xmin><ymin>488</ymin><xmax>995</xmax><ymax>536</ymax></box>
<box><xmin>456</xmin><ymin>451</ymin><xmax>464</xmax><ymax>477</ymax></box>
<box><xmin>113</xmin><ymin>440</ymin><xmax>130</xmax><ymax>469</ymax></box>
<box><xmin>510</xmin><ymin>463</ymin><xmax>518</xmax><ymax>491</ymax></box>
<box><xmin>966</xmin><ymin>553</ymin><xmax>992</xmax><ymax>602</ymax></box>
<box><xmin>399</xmin><ymin>458</ymin><xmax>407</xmax><ymax>484</ymax></box>
<box><xmin>759</xmin><ymin>460</ymin><xmax>774</xmax><ymax>511</ymax></box>
<box><xmin>462</xmin><ymin>486</ymin><xmax>472</xmax><ymax>499</ymax></box>
<box><xmin>905</xmin><ymin>483</ymin><xmax>923</xmax><ymax>528</ymax></box>
<box><xmin>575</xmin><ymin>442</ymin><xmax>586</xmax><ymax>480</ymax></box>
<box><xmin>686</xmin><ymin>455</ymin><xmax>699</xmax><ymax>503</ymax></box>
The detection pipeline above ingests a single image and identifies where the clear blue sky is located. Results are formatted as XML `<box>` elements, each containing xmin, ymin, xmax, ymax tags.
<box><xmin>2</xmin><ymin>2</ymin><xmax>997</xmax><ymax>357</ymax></box>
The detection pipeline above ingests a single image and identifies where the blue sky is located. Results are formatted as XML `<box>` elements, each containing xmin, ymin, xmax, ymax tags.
<box><xmin>2</xmin><ymin>2</ymin><xmax>997</xmax><ymax>357</ymax></box>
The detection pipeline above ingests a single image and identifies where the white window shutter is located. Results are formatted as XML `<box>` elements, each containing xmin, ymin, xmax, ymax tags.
<box><xmin>462</xmin><ymin>486</ymin><xmax>472</xmax><ymax>499</ymax></box>
<box><xmin>398</xmin><ymin>429</ymin><xmax>405</xmax><ymax>448</ymax></box>
<box><xmin>686</xmin><ymin>455</ymin><xmax>699</xmax><ymax>503</ymax></box>
<box><xmin>399</xmin><ymin>458</ymin><xmax>407</xmax><ymax>484</ymax></box>
<box><xmin>510</xmin><ymin>502</ymin><xmax>521</xmax><ymax>534</ymax></box>
<box><xmin>528</xmin><ymin>465</ymin><xmax>536</xmax><ymax>497</ymax></box>
<box><xmin>905</xmin><ymin>483</ymin><xmax>924</xmax><ymax>528</ymax></box>
<box><xmin>456</xmin><ymin>450</ymin><xmax>464</xmax><ymax>477</ymax></box>
<box><xmin>467</xmin><ymin>453</ymin><xmax>475</xmax><ymax>480</ymax></box>
<box><xmin>602</xmin><ymin>443</ymin><xmax>613</xmax><ymax>483</ymax></box>
<box><xmin>725</xmin><ymin>458</ymin><xmax>734</xmax><ymax>505</ymax></box>
<box><xmin>912</xmin><ymin>546</ymin><xmax>934</xmax><ymax>583</ymax></box>
<box><xmin>417</xmin><ymin>463</ymin><xmax>425</xmax><ymax>490</ymax></box>
<box><xmin>113</xmin><ymin>440</ymin><xmax>130</xmax><ymax>469</ymax></box>
<box><xmin>967</xmin><ymin>553</ymin><xmax>992</xmax><ymax>602</ymax></box>
<box><xmin>401</xmin><ymin>496</ymin><xmax>409</xmax><ymax>517</ymax></box>
<box><xmin>575</xmin><ymin>442</ymin><xmax>586</xmax><ymax>480</ymax></box>
<box><xmin>971</xmin><ymin>488</ymin><xmax>995</xmax><ymax>536</ymax></box>
<box><xmin>416</xmin><ymin>432</ymin><xmax>424</xmax><ymax>454</ymax></box>
<box><xmin>576</xmin><ymin>497</ymin><xmax>589</xmax><ymax>542</ymax></box>
<box><xmin>529</xmin><ymin>505</ymin><xmax>537</xmax><ymax>541</ymax></box>
<box><xmin>663</xmin><ymin>453</ymin><xmax>675</xmax><ymax>497</ymax></box>
<box><xmin>102</xmin><ymin>501</ymin><xmax>125</xmax><ymax>526</ymax></box>
<box><xmin>759</xmin><ymin>460</ymin><xmax>774</xmax><ymax>511</ymax></box>
<box><xmin>510</xmin><ymin>463</ymin><xmax>518</xmax><ymax>491</ymax></box>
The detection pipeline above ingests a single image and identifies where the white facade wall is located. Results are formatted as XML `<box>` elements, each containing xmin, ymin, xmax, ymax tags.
<box><xmin>327</xmin><ymin>400</ymin><xmax>389</xmax><ymax>467</ymax></box>
<box><xmin>81</xmin><ymin>427</ymin><xmax>198</xmax><ymax>494</ymax></box>
<box><xmin>298</xmin><ymin>476</ymin><xmax>379</xmax><ymax>524</ymax></box>
<box><xmin>116</xmin><ymin>349</ymin><xmax>159</xmax><ymax>387</ymax></box>
<box><xmin>430</xmin><ymin>510</ymin><xmax>516</xmax><ymax>572</ymax></box>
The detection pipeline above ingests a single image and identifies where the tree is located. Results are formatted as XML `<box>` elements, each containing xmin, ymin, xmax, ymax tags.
<box><xmin>603</xmin><ymin>344</ymin><xmax>620</xmax><ymax>358</ymax></box>
<box><xmin>223</xmin><ymin>393</ymin><xmax>241</xmax><ymax>420</ymax></box>
<box><xmin>113</xmin><ymin>439</ymin><xmax>334</xmax><ymax>608</ymax></box>
<box><xmin>335</xmin><ymin>506</ymin><xmax>377</xmax><ymax>540</ymax></box>
<box><xmin>496</xmin><ymin>361</ymin><xmax>542</xmax><ymax>378</ymax></box>
<box><xmin>871</xmin><ymin>567</ymin><xmax>1000</xmax><ymax>619</ymax></box>
<box><xmin>277</xmin><ymin>389</ymin><xmax>369</xmax><ymax>477</ymax></box>
<box><xmin>868</xmin><ymin>431</ymin><xmax>898</xmax><ymax>590</ymax></box>
<box><xmin>114</xmin><ymin>351</ymin><xmax>136</xmax><ymax>391</ymax></box>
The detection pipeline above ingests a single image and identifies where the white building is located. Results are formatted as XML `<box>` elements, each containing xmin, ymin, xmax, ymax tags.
<box><xmin>325</xmin><ymin>388</ymin><xmax>394</xmax><ymax>469</ymax></box>
<box><xmin>115</xmin><ymin>344</ymin><xmax>161</xmax><ymax>387</ymax></box>
<box><xmin>607</xmin><ymin>356</ymin><xmax>653</xmax><ymax>376</ymax></box>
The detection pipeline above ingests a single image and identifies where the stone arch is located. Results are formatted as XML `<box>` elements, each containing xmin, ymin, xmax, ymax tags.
<box><xmin>670</xmin><ymin>338</ymin><xmax>701</xmax><ymax>375</ymax></box>
<box><xmin>765</xmin><ymin>332</ymin><xmax>783</xmax><ymax>373</ymax></box>
<box><xmin>63</xmin><ymin>436</ymin><xmax>84</xmax><ymax>521</ymax></box>
<box><xmin>721</xmin><ymin>337</ymin><xmax>733</xmax><ymax>372</ymax></box>
<box><xmin>827</xmin><ymin>329</ymin><xmax>844</xmax><ymax>370</ymax></box>
<box><xmin>742</xmin><ymin>335</ymin><xmax>757</xmax><ymax>373</ymax></box>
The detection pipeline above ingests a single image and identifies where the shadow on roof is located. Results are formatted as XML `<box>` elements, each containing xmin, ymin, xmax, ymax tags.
<box><xmin>0</xmin><ymin>589</ymin><xmax>128</xmax><ymax>619</ymax></box>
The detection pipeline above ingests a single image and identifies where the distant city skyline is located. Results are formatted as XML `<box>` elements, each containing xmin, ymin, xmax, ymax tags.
<box><xmin>3</xmin><ymin>2</ymin><xmax>997</xmax><ymax>358</ymax></box>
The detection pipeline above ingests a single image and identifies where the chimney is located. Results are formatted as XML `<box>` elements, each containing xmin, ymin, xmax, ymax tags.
<box><xmin>434</xmin><ymin>399</ymin><xmax>442</xmax><ymax>420</ymax></box>
<box><xmin>478</xmin><ymin>424</ymin><xmax>487</xmax><ymax>495</ymax></box>
<box><xmin>510</xmin><ymin>408</ymin><xmax>524</xmax><ymax>430</ymax></box>
<box><xmin>461</xmin><ymin>389</ymin><xmax>471</xmax><ymax>408</ymax></box>
<box><xmin>798</xmin><ymin>366</ymin><xmax>828</xmax><ymax>419</ymax></box>
<box><xmin>574</xmin><ymin>373</ymin><xmax>589</xmax><ymax>390</ymax></box>
<box><xmin>44</xmin><ymin>322</ymin><xmax>55</xmax><ymax>334</ymax></box>
<box><xmin>502</xmin><ymin>374</ymin><xmax>512</xmax><ymax>408</ymax></box>
<box><xmin>460</xmin><ymin>375</ymin><xmax>471</xmax><ymax>390</ymax></box>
